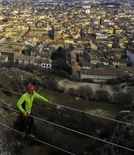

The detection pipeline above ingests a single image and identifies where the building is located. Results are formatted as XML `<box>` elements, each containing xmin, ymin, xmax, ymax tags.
<box><xmin>0</xmin><ymin>47</ymin><xmax>14</xmax><ymax>62</ymax></box>
<box><xmin>40</xmin><ymin>60</ymin><xmax>52</xmax><ymax>69</ymax></box>
<box><xmin>80</xmin><ymin>68</ymin><xmax>128</xmax><ymax>83</ymax></box>
<box><xmin>14</xmin><ymin>54</ymin><xmax>34</xmax><ymax>65</ymax></box>
<box><xmin>112</xmin><ymin>59</ymin><xmax>127</xmax><ymax>67</ymax></box>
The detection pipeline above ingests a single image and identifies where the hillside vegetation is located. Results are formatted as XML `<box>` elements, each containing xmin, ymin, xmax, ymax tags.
<box><xmin>0</xmin><ymin>67</ymin><xmax>134</xmax><ymax>155</ymax></box>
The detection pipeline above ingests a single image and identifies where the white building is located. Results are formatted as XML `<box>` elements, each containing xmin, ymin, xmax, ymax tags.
<box><xmin>80</xmin><ymin>69</ymin><xmax>127</xmax><ymax>83</ymax></box>
<box><xmin>14</xmin><ymin>55</ymin><xmax>34</xmax><ymax>65</ymax></box>
<box><xmin>40</xmin><ymin>60</ymin><xmax>52</xmax><ymax>69</ymax></box>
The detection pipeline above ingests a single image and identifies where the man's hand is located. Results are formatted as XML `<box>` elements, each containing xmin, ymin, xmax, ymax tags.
<box><xmin>48</xmin><ymin>100</ymin><xmax>52</xmax><ymax>104</ymax></box>
<box><xmin>23</xmin><ymin>111</ymin><xmax>28</xmax><ymax>117</ymax></box>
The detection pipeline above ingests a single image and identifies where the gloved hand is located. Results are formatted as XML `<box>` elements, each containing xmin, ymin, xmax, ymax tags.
<box><xmin>23</xmin><ymin>111</ymin><xmax>28</xmax><ymax>117</ymax></box>
<box><xmin>48</xmin><ymin>100</ymin><xmax>52</xmax><ymax>104</ymax></box>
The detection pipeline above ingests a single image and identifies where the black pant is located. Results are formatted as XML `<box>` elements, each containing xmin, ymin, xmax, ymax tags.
<box><xmin>20</xmin><ymin>113</ymin><xmax>34</xmax><ymax>134</ymax></box>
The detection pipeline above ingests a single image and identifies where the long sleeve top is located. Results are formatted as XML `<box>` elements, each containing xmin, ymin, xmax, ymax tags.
<box><xmin>17</xmin><ymin>92</ymin><xmax>49</xmax><ymax>114</ymax></box>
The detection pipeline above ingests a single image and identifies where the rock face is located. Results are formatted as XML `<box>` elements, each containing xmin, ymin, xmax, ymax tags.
<box><xmin>0</xmin><ymin>67</ymin><xmax>41</xmax><ymax>81</ymax></box>
<box><xmin>0</xmin><ymin>67</ymin><xmax>100</xmax><ymax>155</ymax></box>
<box><xmin>0</xmin><ymin>67</ymin><xmax>133</xmax><ymax>155</ymax></box>
<box><xmin>101</xmin><ymin>111</ymin><xmax>134</xmax><ymax>155</ymax></box>
<box><xmin>0</xmin><ymin>67</ymin><xmax>45</xmax><ymax>155</ymax></box>
<box><xmin>0</xmin><ymin>107</ymin><xmax>16</xmax><ymax>155</ymax></box>
<box><xmin>0</xmin><ymin>67</ymin><xmax>42</xmax><ymax>92</ymax></box>
<box><xmin>0</xmin><ymin>101</ymin><xmax>100</xmax><ymax>155</ymax></box>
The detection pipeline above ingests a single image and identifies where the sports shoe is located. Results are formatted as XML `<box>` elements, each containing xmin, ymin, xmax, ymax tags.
<box><xmin>27</xmin><ymin>134</ymin><xmax>35</xmax><ymax>138</ymax></box>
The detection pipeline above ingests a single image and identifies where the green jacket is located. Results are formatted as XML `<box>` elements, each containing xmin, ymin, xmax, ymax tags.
<box><xmin>17</xmin><ymin>92</ymin><xmax>49</xmax><ymax>114</ymax></box>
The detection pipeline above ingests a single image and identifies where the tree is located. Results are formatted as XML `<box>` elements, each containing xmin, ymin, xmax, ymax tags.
<box><xmin>113</xmin><ymin>92</ymin><xmax>133</xmax><ymax>105</ymax></box>
<box><xmin>51</xmin><ymin>46</ymin><xmax>65</xmax><ymax>60</ymax></box>
<box><xmin>48</xmin><ymin>79</ymin><xmax>58</xmax><ymax>91</ymax></box>
<box><xmin>67</xmin><ymin>88</ymin><xmax>77</xmax><ymax>96</ymax></box>
<box><xmin>51</xmin><ymin>47</ymin><xmax>71</xmax><ymax>73</ymax></box>
<box><xmin>95</xmin><ymin>90</ymin><xmax>110</xmax><ymax>102</ymax></box>
<box><xmin>77</xmin><ymin>86</ymin><xmax>94</xmax><ymax>99</ymax></box>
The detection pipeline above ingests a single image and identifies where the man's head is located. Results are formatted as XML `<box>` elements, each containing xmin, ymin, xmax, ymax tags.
<box><xmin>26</xmin><ymin>84</ymin><xmax>36</xmax><ymax>94</ymax></box>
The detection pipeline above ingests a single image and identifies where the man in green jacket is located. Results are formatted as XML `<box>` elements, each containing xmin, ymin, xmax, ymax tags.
<box><xmin>17</xmin><ymin>83</ymin><xmax>50</xmax><ymax>138</ymax></box>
